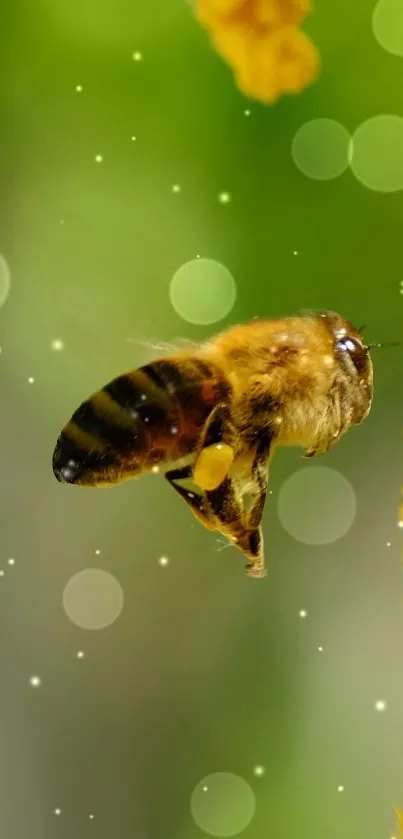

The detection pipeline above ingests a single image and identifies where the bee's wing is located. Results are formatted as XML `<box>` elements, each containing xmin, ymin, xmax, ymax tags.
<box><xmin>127</xmin><ymin>335</ymin><xmax>200</xmax><ymax>357</ymax></box>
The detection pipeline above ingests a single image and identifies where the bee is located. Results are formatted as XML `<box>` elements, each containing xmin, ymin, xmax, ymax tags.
<box><xmin>53</xmin><ymin>310</ymin><xmax>377</xmax><ymax>579</ymax></box>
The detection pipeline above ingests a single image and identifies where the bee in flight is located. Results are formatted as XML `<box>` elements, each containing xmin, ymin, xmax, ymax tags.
<box><xmin>53</xmin><ymin>309</ymin><xmax>379</xmax><ymax>579</ymax></box>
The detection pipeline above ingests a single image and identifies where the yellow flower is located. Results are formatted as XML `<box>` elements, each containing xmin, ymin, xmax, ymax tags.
<box><xmin>394</xmin><ymin>806</ymin><xmax>403</xmax><ymax>836</ymax></box>
<box><xmin>199</xmin><ymin>0</ymin><xmax>245</xmax><ymax>18</ymax></box>
<box><xmin>211</xmin><ymin>22</ymin><xmax>319</xmax><ymax>102</ymax></box>
<box><xmin>197</xmin><ymin>0</ymin><xmax>312</xmax><ymax>28</ymax></box>
<box><xmin>254</xmin><ymin>0</ymin><xmax>313</xmax><ymax>26</ymax></box>
<box><xmin>195</xmin><ymin>0</ymin><xmax>320</xmax><ymax>103</ymax></box>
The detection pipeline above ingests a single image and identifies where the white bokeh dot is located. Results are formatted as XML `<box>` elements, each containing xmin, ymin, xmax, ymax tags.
<box><xmin>372</xmin><ymin>0</ymin><xmax>403</xmax><ymax>56</ymax></box>
<box><xmin>170</xmin><ymin>258</ymin><xmax>236</xmax><ymax>325</ymax></box>
<box><xmin>191</xmin><ymin>773</ymin><xmax>256</xmax><ymax>837</ymax></box>
<box><xmin>50</xmin><ymin>338</ymin><xmax>64</xmax><ymax>352</ymax></box>
<box><xmin>291</xmin><ymin>119</ymin><xmax>351</xmax><ymax>180</ymax></box>
<box><xmin>278</xmin><ymin>466</ymin><xmax>356</xmax><ymax>545</ymax></box>
<box><xmin>349</xmin><ymin>115</ymin><xmax>403</xmax><ymax>192</ymax></box>
<box><xmin>62</xmin><ymin>568</ymin><xmax>124</xmax><ymax>630</ymax></box>
<box><xmin>0</xmin><ymin>254</ymin><xmax>11</xmax><ymax>307</ymax></box>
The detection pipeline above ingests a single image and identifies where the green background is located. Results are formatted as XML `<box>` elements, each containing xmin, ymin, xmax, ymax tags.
<box><xmin>1</xmin><ymin>0</ymin><xmax>403</xmax><ymax>836</ymax></box>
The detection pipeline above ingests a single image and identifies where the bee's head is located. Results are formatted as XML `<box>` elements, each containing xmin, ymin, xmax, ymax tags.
<box><xmin>314</xmin><ymin>311</ymin><xmax>374</xmax><ymax>424</ymax></box>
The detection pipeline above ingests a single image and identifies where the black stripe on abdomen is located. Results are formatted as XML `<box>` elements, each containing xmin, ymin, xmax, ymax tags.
<box><xmin>141</xmin><ymin>361</ymin><xmax>191</xmax><ymax>394</ymax></box>
<box><xmin>104</xmin><ymin>371</ymin><xmax>176</xmax><ymax>422</ymax></box>
<box><xmin>191</xmin><ymin>358</ymin><xmax>217</xmax><ymax>380</ymax></box>
<box><xmin>104</xmin><ymin>374</ymin><xmax>146</xmax><ymax>411</ymax></box>
<box><xmin>141</xmin><ymin>364</ymin><xmax>170</xmax><ymax>391</ymax></box>
<box><xmin>102</xmin><ymin>370</ymin><xmax>179</xmax><ymax>443</ymax></box>
<box><xmin>71</xmin><ymin>399</ymin><xmax>146</xmax><ymax>451</ymax></box>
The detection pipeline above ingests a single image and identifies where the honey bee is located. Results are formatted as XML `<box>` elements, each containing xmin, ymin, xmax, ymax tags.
<box><xmin>52</xmin><ymin>310</ymin><xmax>376</xmax><ymax>579</ymax></box>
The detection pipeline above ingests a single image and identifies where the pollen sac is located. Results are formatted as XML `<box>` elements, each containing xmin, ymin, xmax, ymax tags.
<box><xmin>193</xmin><ymin>443</ymin><xmax>234</xmax><ymax>491</ymax></box>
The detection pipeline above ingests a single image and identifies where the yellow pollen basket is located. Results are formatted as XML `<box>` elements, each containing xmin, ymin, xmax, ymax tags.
<box><xmin>193</xmin><ymin>443</ymin><xmax>235</xmax><ymax>491</ymax></box>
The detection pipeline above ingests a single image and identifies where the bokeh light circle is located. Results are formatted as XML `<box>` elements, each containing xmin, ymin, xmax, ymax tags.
<box><xmin>0</xmin><ymin>254</ymin><xmax>11</xmax><ymax>307</ymax></box>
<box><xmin>277</xmin><ymin>466</ymin><xmax>356</xmax><ymax>545</ymax></box>
<box><xmin>291</xmin><ymin>119</ymin><xmax>351</xmax><ymax>180</ymax></box>
<box><xmin>169</xmin><ymin>258</ymin><xmax>236</xmax><ymax>325</ymax></box>
<box><xmin>191</xmin><ymin>773</ymin><xmax>256</xmax><ymax>837</ymax></box>
<box><xmin>63</xmin><ymin>568</ymin><xmax>124</xmax><ymax>630</ymax></box>
<box><xmin>372</xmin><ymin>0</ymin><xmax>403</xmax><ymax>56</ymax></box>
<box><xmin>349</xmin><ymin>115</ymin><xmax>403</xmax><ymax>192</ymax></box>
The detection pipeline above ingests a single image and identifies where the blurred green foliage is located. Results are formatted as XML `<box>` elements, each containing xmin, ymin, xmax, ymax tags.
<box><xmin>0</xmin><ymin>1</ymin><xmax>403</xmax><ymax>837</ymax></box>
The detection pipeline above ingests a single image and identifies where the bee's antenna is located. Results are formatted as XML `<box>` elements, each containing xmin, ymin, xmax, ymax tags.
<box><xmin>357</xmin><ymin>324</ymin><xmax>366</xmax><ymax>334</ymax></box>
<box><xmin>367</xmin><ymin>341</ymin><xmax>403</xmax><ymax>349</ymax></box>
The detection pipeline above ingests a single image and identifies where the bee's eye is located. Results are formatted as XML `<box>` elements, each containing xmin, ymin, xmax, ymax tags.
<box><xmin>336</xmin><ymin>336</ymin><xmax>367</xmax><ymax>375</ymax></box>
<box><xmin>337</xmin><ymin>337</ymin><xmax>360</xmax><ymax>354</ymax></box>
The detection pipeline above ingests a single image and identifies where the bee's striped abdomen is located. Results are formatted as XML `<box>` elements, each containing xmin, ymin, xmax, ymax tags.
<box><xmin>52</xmin><ymin>355</ymin><xmax>231</xmax><ymax>486</ymax></box>
<box><xmin>139</xmin><ymin>356</ymin><xmax>232</xmax><ymax>457</ymax></box>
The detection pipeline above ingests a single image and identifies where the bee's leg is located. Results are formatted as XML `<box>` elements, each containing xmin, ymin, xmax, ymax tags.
<box><xmin>197</xmin><ymin>402</ymin><xmax>234</xmax><ymax>449</ymax></box>
<box><xmin>304</xmin><ymin>394</ymin><xmax>343</xmax><ymax>457</ymax></box>
<box><xmin>166</xmin><ymin>465</ymin><xmax>266</xmax><ymax>578</ymax></box>
<box><xmin>165</xmin><ymin>465</ymin><xmax>216</xmax><ymax>531</ymax></box>
<box><xmin>247</xmin><ymin>437</ymin><xmax>271</xmax><ymax>529</ymax></box>
<box><xmin>304</xmin><ymin>441</ymin><xmax>333</xmax><ymax>458</ymax></box>
<box><xmin>235</xmin><ymin>526</ymin><xmax>265</xmax><ymax>580</ymax></box>
<box><xmin>205</xmin><ymin>477</ymin><xmax>267</xmax><ymax>579</ymax></box>
<box><xmin>192</xmin><ymin>403</ymin><xmax>236</xmax><ymax>492</ymax></box>
<box><xmin>235</xmin><ymin>436</ymin><xmax>271</xmax><ymax>577</ymax></box>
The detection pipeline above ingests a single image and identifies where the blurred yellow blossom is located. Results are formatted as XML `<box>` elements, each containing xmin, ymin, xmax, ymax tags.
<box><xmin>198</xmin><ymin>0</ymin><xmax>312</xmax><ymax>27</ymax></box>
<box><xmin>194</xmin><ymin>0</ymin><xmax>320</xmax><ymax>103</ymax></box>
<box><xmin>394</xmin><ymin>806</ymin><xmax>403</xmax><ymax>836</ymax></box>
